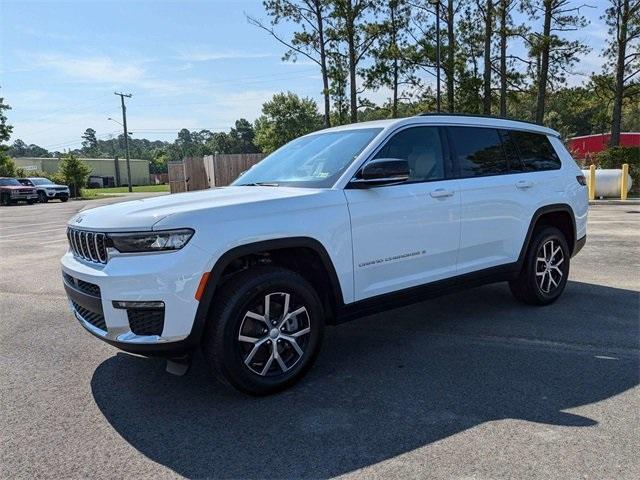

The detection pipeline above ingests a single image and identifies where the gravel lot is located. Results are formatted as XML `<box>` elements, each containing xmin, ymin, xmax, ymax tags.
<box><xmin>1</xmin><ymin>196</ymin><xmax>638</xmax><ymax>479</ymax></box>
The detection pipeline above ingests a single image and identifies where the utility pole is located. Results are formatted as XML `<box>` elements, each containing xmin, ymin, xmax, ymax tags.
<box><xmin>114</xmin><ymin>92</ymin><xmax>133</xmax><ymax>192</ymax></box>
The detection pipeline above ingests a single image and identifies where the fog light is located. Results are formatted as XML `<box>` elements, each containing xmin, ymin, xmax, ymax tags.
<box><xmin>112</xmin><ymin>300</ymin><xmax>165</xmax><ymax>309</ymax></box>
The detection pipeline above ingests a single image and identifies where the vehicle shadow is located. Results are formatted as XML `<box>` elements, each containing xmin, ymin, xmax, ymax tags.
<box><xmin>91</xmin><ymin>280</ymin><xmax>639</xmax><ymax>478</ymax></box>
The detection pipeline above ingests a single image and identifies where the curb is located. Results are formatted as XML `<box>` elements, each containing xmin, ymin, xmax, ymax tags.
<box><xmin>589</xmin><ymin>199</ymin><xmax>640</xmax><ymax>205</ymax></box>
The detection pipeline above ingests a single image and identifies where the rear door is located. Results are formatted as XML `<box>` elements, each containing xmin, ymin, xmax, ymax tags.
<box><xmin>345</xmin><ymin>126</ymin><xmax>461</xmax><ymax>301</ymax></box>
<box><xmin>450</xmin><ymin>126</ymin><xmax>531</xmax><ymax>274</ymax></box>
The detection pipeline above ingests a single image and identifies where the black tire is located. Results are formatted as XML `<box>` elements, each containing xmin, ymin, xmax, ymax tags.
<box><xmin>202</xmin><ymin>266</ymin><xmax>325</xmax><ymax>395</ymax></box>
<box><xmin>27</xmin><ymin>199</ymin><xmax>35</xmax><ymax>205</ymax></box>
<box><xmin>60</xmin><ymin>197</ymin><xmax>68</xmax><ymax>202</ymax></box>
<box><xmin>1</xmin><ymin>193</ymin><xmax>10</xmax><ymax>206</ymax></box>
<box><xmin>509</xmin><ymin>226</ymin><xmax>570</xmax><ymax>306</ymax></box>
<box><xmin>38</xmin><ymin>192</ymin><xmax>48</xmax><ymax>203</ymax></box>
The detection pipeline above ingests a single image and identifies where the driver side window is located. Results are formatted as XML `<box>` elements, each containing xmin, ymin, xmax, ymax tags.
<box><xmin>374</xmin><ymin>127</ymin><xmax>446</xmax><ymax>183</ymax></box>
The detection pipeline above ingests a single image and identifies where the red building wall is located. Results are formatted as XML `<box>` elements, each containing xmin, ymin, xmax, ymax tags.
<box><xmin>567</xmin><ymin>133</ymin><xmax>640</xmax><ymax>159</ymax></box>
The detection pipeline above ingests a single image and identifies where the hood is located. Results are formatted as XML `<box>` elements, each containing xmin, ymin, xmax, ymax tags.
<box><xmin>1</xmin><ymin>185</ymin><xmax>35</xmax><ymax>191</ymax></box>
<box><xmin>42</xmin><ymin>184</ymin><xmax>68</xmax><ymax>189</ymax></box>
<box><xmin>68</xmin><ymin>186</ymin><xmax>325</xmax><ymax>231</ymax></box>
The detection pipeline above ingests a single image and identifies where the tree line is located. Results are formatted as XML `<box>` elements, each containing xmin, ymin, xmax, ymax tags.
<box><xmin>249</xmin><ymin>0</ymin><xmax>638</xmax><ymax>144</ymax></box>
<box><xmin>2</xmin><ymin>0</ymin><xmax>638</xmax><ymax>176</ymax></box>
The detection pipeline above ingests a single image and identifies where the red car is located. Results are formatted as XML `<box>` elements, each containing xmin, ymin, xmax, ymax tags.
<box><xmin>0</xmin><ymin>177</ymin><xmax>38</xmax><ymax>206</ymax></box>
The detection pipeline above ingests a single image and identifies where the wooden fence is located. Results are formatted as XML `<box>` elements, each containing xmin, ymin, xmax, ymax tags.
<box><xmin>168</xmin><ymin>153</ymin><xmax>266</xmax><ymax>193</ymax></box>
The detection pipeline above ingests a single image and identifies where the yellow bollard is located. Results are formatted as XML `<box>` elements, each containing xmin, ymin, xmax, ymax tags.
<box><xmin>588</xmin><ymin>165</ymin><xmax>596</xmax><ymax>201</ymax></box>
<box><xmin>621</xmin><ymin>163</ymin><xmax>629</xmax><ymax>201</ymax></box>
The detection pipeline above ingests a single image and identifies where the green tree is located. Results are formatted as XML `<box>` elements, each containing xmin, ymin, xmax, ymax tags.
<box><xmin>0</xmin><ymin>94</ymin><xmax>16</xmax><ymax>177</ymax></box>
<box><xmin>81</xmin><ymin>128</ymin><xmax>99</xmax><ymax>155</ymax></box>
<box><xmin>327</xmin><ymin>0</ymin><xmax>380</xmax><ymax>122</ymax></box>
<box><xmin>254</xmin><ymin>92</ymin><xmax>323</xmax><ymax>153</ymax></box>
<box><xmin>59</xmin><ymin>154</ymin><xmax>91</xmax><ymax>198</ymax></box>
<box><xmin>249</xmin><ymin>0</ymin><xmax>333</xmax><ymax>127</ymax></box>
<box><xmin>362</xmin><ymin>0</ymin><xmax>416</xmax><ymax>118</ymax></box>
<box><xmin>522</xmin><ymin>0</ymin><xmax>590</xmax><ymax>123</ymax></box>
<box><xmin>602</xmin><ymin>0</ymin><xmax>640</xmax><ymax>145</ymax></box>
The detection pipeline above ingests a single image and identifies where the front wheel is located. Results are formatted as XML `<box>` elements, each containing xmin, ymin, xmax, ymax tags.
<box><xmin>38</xmin><ymin>192</ymin><xmax>48</xmax><ymax>203</ymax></box>
<box><xmin>1</xmin><ymin>193</ymin><xmax>10</xmax><ymax>206</ymax></box>
<box><xmin>202</xmin><ymin>266</ymin><xmax>324</xmax><ymax>395</ymax></box>
<box><xmin>509</xmin><ymin>226</ymin><xmax>570</xmax><ymax>306</ymax></box>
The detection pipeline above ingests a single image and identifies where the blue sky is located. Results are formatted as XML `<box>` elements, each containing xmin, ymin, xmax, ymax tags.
<box><xmin>1</xmin><ymin>0</ymin><xmax>608</xmax><ymax>151</ymax></box>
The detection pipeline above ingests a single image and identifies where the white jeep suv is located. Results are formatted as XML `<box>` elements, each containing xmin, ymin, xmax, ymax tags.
<box><xmin>61</xmin><ymin>114</ymin><xmax>588</xmax><ymax>395</ymax></box>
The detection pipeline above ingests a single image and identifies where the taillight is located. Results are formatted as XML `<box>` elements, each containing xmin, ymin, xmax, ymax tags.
<box><xmin>576</xmin><ymin>175</ymin><xmax>587</xmax><ymax>186</ymax></box>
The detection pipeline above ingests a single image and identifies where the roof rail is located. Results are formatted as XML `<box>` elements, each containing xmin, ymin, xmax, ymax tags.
<box><xmin>417</xmin><ymin>112</ymin><xmax>543</xmax><ymax>127</ymax></box>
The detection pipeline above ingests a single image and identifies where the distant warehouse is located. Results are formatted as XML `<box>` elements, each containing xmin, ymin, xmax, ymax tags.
<box><xmin>12</xmin><ymin>157</ymin><xmax>150</xmax><ymax>186</ymax></box>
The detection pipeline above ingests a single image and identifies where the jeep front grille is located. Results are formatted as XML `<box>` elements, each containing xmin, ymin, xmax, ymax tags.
<box><xmin>67</xmin><ymin>227</ymin><xmax>108</xmax><ymax>264</ymax></box>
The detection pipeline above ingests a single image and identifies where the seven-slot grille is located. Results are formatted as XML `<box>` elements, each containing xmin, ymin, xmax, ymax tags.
<box><xmin>67</xmin><ymin>227</ymin><xmax>108</xmax><ymax>263</ymax></box>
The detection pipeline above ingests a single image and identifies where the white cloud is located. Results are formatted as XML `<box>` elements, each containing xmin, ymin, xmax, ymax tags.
<box><xmin>177</xmin><ymin>48</ymin><xmax>272</xmax><ymax>62</ymax></box>
<box><xmin>31</xmin><ymin>54</ymin><xmax>146</xmax><ymax>84</ymax></box>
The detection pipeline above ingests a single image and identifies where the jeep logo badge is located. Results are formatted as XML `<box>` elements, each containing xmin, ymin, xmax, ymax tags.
<box><xmin>75</xmin><ymin>217</ymin><xmax>83</xmax><ymax>223</ymax></box>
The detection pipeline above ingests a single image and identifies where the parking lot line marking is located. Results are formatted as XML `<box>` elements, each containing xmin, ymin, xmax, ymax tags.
<box><xmin>0</xmin><ymin>227</ymin><xmax>65</xmax><ymax>239</ymax></box>
<box><xmin>0</xmin><ymin>221</ymin><xmax>67</xmax><ymax>231</ymax></box>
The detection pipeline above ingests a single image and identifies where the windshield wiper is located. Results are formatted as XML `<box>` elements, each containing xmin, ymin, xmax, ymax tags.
<box><xmin>238</xmin><ymin>182</ymin><xmax>280</xmax><ymax>187</ymax></box>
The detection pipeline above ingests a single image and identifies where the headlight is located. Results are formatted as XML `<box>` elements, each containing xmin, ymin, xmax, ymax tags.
<box><xmin>107</xmin><ymin>229</ymin><xmax>194</xmax><ymax>253</ymax></box>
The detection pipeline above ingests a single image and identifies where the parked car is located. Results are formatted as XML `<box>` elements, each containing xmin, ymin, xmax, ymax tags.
<box><xmin>0</xmin><ymin>177</ymin><xmax>38</xmax><ymax>206</ymax></box>
<box><xmin>61</xmin><ymin>114</ymin><xmax>588</xmax><ymax>395</ymax></box>
<box><xmin>18</xmin><ymin>177</ymin><xmax>70</xmax><ymax>203</ymax></box>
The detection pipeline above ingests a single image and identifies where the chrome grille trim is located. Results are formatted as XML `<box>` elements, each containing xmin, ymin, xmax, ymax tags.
<box><xmin>67</xmin><ymin>227</ymin><xmax>108</xmax><ymax>264</ymax></box>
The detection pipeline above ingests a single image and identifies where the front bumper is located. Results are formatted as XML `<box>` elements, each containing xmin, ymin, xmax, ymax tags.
<box><xmin>47</xmin><ymin>190</ymin><xmax>69</xmax><ymax>199</ymax></box>
<box><xmin>61</xmin><ymin>243</ymin><xmax>209</xmax><ymax>355</ymax></box>
<box><xmin>11</xmin><ymin>193</ymin><xmax>38</xmax><ymax>201</ymax></box>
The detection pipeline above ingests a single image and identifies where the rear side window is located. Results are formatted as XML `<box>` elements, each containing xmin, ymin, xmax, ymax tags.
<box><xmin>449</xmin><ymin>127</ymin><xmax>508</xmax><ymax>178</ymax></box>
<box><xmin>511</xmin><ymin>131</ymin><xmax>561</xmax><ymax>171</ymax></box>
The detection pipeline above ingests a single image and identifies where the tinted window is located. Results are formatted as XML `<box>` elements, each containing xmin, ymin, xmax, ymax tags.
<box><xmin>31</xmin><ymin>178</ymin><xmax>53</xmax><ymax>185</ymax></box>
<box><xmin>0</xmin><ymin>178</ymin><xmax>21</xmax><ymax>186</ymax></box>
<box><xmin>512</xmin><ymin>131</ymin><xmax>561</xmax><ymax>171</ymax></box>
<box><xmin>498</xmin><ymin>130</ymin><xmax>524</xmax><ymax>173</ymax></box>
<box><xmin>374</xmin><ymin>127</ymin><xmax>446</xmax><ymax>182</ymax></box>
<box><xmin>450</xmin><ymin>127</ymin><xmax>508</xmax><ymax>177</ymax></box>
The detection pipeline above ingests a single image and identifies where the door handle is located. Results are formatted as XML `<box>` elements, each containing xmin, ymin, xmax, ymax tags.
<box><xmin>430</xmin><ymin>188</ymin><xmax>454</xmax><ymax>198</ymax></box>
<box><xmin>516</xmin><ymin>180</ymin><xmax>534</xmax><ymax>189</ymax></box>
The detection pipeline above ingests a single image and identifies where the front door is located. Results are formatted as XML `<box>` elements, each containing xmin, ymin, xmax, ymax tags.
<box><xmin>345</xmin><ymin>126</ymin><xmax>461</xmax><ymax>301</ymax></box>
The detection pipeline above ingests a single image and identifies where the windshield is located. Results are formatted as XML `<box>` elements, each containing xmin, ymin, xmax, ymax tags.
<box><xmin>233</xmin><ymin>128</ymin><xmax>382</xmax><ymax>188</ymax></box>
<box><xmin>30</xmin><ymin>178</ymin><xmax>53</xmax><ymax>185</ymax></box>
<box><xmin>0</xmin><ymin>178</ymin><xmax>22</xmax><ymax>186</ymax></box>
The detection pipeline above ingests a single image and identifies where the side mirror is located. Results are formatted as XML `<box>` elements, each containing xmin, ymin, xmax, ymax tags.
<box><xmin>351</xmin><ymin>158</ymin><xmax>410</xmax><ymax>187</ymax></box>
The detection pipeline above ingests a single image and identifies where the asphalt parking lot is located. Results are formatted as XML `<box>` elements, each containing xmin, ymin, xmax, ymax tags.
<box><xmin>1</xmin><ymin>196</ymin><xmax>638</xmax><ymax>479</ymax></box>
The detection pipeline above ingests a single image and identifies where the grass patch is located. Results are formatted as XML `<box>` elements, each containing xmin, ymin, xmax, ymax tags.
<box><xmin>82</xmin><ymin>184</ymin><xmax>170</xmax><ymax>195</ymax></box>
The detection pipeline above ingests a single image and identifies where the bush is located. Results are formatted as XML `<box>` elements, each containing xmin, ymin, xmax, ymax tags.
<box><xmin>595</xmin><ymin>146</ymin><xmax>640</xmax><ymax>193</ymax></box>
<box><xmin>0</xmin><ymin>151</ymin><xmax>16</xmax><ymax>176</ymax></box>
<box><xmin>58</xmin><ymin>154</ymin><xmax>91</xmax><ymax>197</ymax></box>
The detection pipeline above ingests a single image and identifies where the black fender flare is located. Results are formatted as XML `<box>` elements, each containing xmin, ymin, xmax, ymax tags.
<box><xmin>187</xmin><ymin>237</ymin><xmax>344</xmax><ymax>346</ymax></box>
<box><xmin>516</xmin><ymin>203</ymin><xmax>578</xmax><ymax>269</ymax></box>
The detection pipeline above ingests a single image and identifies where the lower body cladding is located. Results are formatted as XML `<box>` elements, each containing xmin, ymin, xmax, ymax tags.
<box><xmin>60</xmin><ymin>245</ymin><xmax>207</xmax><ymax>356</ymax></box>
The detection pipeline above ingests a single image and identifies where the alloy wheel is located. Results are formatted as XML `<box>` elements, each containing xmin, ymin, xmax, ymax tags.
<box><xmin>237</xmin><ymin>292</ymin><xmax>311</xmax><ymax>376</ymax></box>
<box><xmin>535</xmin><ymin>239</ymin><xmax>565</xmax><ymax>294</ymax></box>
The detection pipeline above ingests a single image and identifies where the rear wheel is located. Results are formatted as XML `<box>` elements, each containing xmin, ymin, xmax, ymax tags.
<box><xmin>202</xmin><ymin>266</ymin><xmax>324</xmax><ymax>395</ymax></box>
<box><xmin>509</xmin><ymin>226</ymin><xmax>570</xmax><ymax>305</ymax></box>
